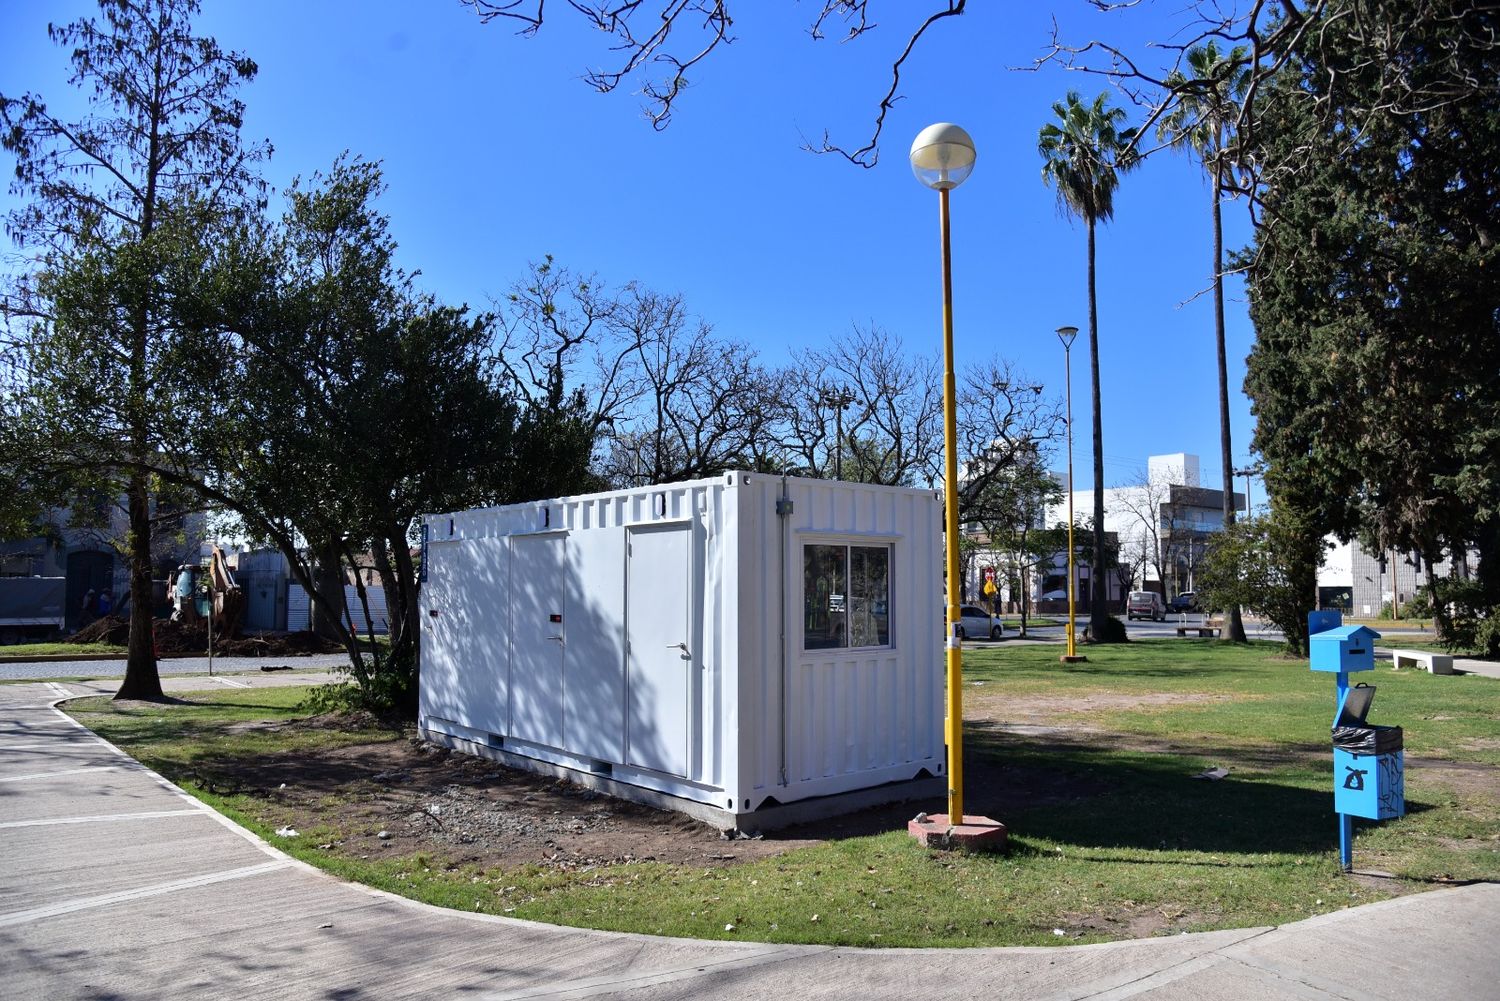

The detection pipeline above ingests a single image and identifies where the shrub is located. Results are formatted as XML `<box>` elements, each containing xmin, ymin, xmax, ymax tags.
<box><xmin>1403</xmin><ymin>587</ymin><xmax>1434</xmax><ymax>618</ymax></box>
<box><xmin>1430</xmin><ymin>578</ymin><xmax>1500</xmax><ymax>657</ymax></box>
<box><xmin>1084</xmin><ymin>615</ymin><xmax>1129</xmax><ymax>644</ymax></box>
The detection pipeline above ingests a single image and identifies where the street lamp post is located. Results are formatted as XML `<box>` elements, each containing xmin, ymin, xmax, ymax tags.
<box><xmin>1056</xmin><ymin>325</ymin><xmax>1086</xmax><ymax>664</ymax></box>
<box><xmin>911</xmin><ymin>123</ymin><xmax>976</xmax><ymax>828</ymax></box>
<box><xmin>1233</xmin><ymin>465</ymin><xmax>1256</xmax><ymax>518</ymax></box>
<box><xmin>819</xmin><ymin>385</ymin><xmax>856</xmax><ymax>480</ymax></box>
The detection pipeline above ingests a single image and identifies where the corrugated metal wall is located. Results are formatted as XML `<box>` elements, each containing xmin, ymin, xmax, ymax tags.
<box><xmin>287</xmin><ymin>583</ymin><xmax>388</xmax><ymax>635</ymax></box>
<box><xmin>420</xmin><ymin>478</ymin><xmax>734</xmax><ymax>805</ymax></box>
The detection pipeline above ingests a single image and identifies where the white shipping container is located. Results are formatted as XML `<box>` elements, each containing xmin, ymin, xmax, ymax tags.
<box><xmin>419</xmin><ymin>472</ymin><xmax>944</xmax><ymax>830</ymax></box>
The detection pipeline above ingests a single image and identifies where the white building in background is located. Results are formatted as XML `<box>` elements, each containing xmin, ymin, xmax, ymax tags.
<box><xmin>1317</xmin><ymin>538</ymin><xmax>1476</xmax><ymax>615</ymax></box>
<box><xmin>1045</xmin><ymin>453</ymin><xmax>1244</xmax><ymax>601</ymax></box>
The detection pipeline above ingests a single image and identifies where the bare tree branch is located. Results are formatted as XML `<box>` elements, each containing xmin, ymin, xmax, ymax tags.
<box><xmin>462</xmin><ymin>1</ymin><xmax>972</xmax><ymax>163</ymax></box>
<box><xmin>802</xmin><ymin>0</ymin><xmax>968</xmax><ymax>168</ymax></box>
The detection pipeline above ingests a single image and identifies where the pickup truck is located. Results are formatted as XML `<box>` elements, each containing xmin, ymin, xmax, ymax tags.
<box><xmin>1167</xmin><ymin>592</ymin><xmax>1202</xmax><ymax>614</ymax></box>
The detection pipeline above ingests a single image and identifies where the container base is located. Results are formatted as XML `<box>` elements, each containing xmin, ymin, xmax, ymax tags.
<box><xmin>420</xmin><ymin>726</ymin><xmax>944</xmax><ymax>834</ymax></box>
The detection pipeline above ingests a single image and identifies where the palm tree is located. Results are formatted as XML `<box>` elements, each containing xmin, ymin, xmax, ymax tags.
<box><xmin>1158</xmin><ymin>42</ymin><xmax>1250</xmax><ymax>643</ymax></box>
<box><xmin>1039</xmin><ymin>91</ymin><xmax>1138</xmax><ymax>642</ymax></box>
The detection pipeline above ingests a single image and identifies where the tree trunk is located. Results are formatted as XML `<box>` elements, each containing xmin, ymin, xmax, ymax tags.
<box><xmin>310</xmin><ymin>543</ymin><xmax>347</xmax><ymax>643</ymax></box>
<box><xmin>117</xmin><ymin>138</ymin><xmax>162</xmax><ymax>700</ymax></box>
<box><xmin>1019</xmin><ymin>564</ymin><xmax>1029</xmax><ymax>638</ymax></box>
<box><xmin>390</xmin><ymin>531</ymin><xmax>421</xmax><ymax>658</ymax></box>
<box><xmin>1212</xmin><ymin>161</ymin><xmax>1248</xmax><ymax>642</ymax></box>
<box><xmin>372</xmin><ymin>536</ymin><xmax>405</xmax><ymax>656</ymax></box>
<box><xmin>116</xmin><ymin>468</ymin><xmax>163</xmax><ymax>700</ymax></box>
<box><xmin>1087</xmin><ymin>218</ymin><xmax>1110</xmax><ymax>638</ymax></box>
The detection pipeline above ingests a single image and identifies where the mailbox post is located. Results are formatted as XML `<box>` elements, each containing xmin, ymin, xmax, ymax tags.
<box><xmin>1309</xmin><ymin>612</ymin><xmax>1403</xmax><ymax>870</ymax></box>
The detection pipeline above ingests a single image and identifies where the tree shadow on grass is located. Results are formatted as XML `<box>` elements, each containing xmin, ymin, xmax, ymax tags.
<box><xmin>953</xmin><ymin>718</ymin><xmax>1432</xmax><ymax>857</ymax></box>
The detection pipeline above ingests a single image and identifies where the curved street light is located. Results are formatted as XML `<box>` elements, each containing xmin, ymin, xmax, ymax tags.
<box><xmin>911</xmin><ymin>123</ymin><xmax>976</xmax><ymax>827</ymax></box>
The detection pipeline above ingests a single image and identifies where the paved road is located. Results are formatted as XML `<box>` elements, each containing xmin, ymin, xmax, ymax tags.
<box><xmin>2</xmin><ymin>676</ymin><xmax>1497</xmax><ymax>999</ymax></box>
<box><xmin>976</xmin><ymin>621</ymin><xmax>1500</xmax><ymax>679</ymax></box>
<box><xmin>0</xmin><ymin>653</ymin><xmax>346</xmax><ymax>682</ymax></box>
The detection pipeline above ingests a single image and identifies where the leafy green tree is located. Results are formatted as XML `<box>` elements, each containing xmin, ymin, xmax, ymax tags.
<box><xmin>1</xmin><ymin>0</ymin><xmax>265</xmax><ymax>698</ymax></box>
<box><xmin>1038</xmin><ymin>91</ymin><xmax>1138</xmax><ymax>642</ymax></box>
<box><xmin>175</xmin><ymin>160</ymin><xmax>586</xmax><ymax>708</ymax></box>
<box><xmin>1199</xmin><ymin>509</ymin><xmax>1325</xmax><ymax>657</ymax></box>
<box><xmin>1159</xmin><ymin>41</ymin><xmax>1250</xmax><ymax>643</ymax></box>
<box><xmin>1243</xmin><ymin>0</ymin><xmax>1500</xmax><ymax>641</ymax></box>
<box><xmin>178</xmin><ymin>159</ymin><xmax>601</xmax><ymax>710</ymax></box>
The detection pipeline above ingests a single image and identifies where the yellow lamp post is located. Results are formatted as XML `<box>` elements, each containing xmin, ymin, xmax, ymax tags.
<box><xmin>1056</xmin><ymin>325</ymin><xmax>1087</xmax><ymax>664</ymax></box>
<box><xmin>910</xmin><ymin>123</ymin><xmax>976</xmax><ymax>825</ymax></box>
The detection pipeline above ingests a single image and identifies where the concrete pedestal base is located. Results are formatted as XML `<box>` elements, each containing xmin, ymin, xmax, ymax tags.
<box><xmin>1059</xmin><ymin>654</ymin><xmax>1089</xmax><ymax>664</ymax></box>
<box><xmin>907</xmin><ymin>813</ymin><xmax>1008</xmax><ymax>851</ymax></box>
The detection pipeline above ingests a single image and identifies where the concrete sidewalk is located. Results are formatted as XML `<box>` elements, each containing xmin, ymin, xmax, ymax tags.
<box><xmin>1</xmin><ymin>679</ymin><xmax>1495</xmax><ymax>1000</ymax></box>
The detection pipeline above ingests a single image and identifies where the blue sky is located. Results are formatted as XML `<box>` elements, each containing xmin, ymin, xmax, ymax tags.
<box><xmin>1</xmin><ymin>1</ymin><xmax>1260</xmax><ymax>497</ymax></box>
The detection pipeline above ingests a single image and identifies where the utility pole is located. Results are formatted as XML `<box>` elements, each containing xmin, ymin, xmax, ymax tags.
<box><xmin>819</xmin><ymin>385</ymin><xmax>856</xmax><ymax>480</ymax></box>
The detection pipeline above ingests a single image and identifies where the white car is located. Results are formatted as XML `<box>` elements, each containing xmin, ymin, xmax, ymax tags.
<box><xmin>956</xmin><ymin>604</ymin><xmax>1004</xmax><ymax>641</ymax></box>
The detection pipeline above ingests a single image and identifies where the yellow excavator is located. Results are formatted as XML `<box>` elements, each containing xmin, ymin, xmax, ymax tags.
<box><xmin>174</xmin><ymin>546</ymin><xmax>245</xmax><ymax>637</ymax></box>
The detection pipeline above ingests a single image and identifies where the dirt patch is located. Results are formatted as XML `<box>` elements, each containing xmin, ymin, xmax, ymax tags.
<box><xmin>179</xmin><ymin>689</ymin><xmax>1301</xmax><ymax>878</ymax></box>
<box><xmin>1405</xmin><ymin>757</ymin><xmax>1500</xmax><ymax>801</ymax></box>
<box><xmin>67</xmin><ymin>614</ymin><xmax>341</xmax><ymax>656</ymax></box>
<box><xmin>1055</xmin><ymin>904</ymin><xmax>1209</xmax><ymax>940</ymax></box>
<box><xmin>195</xmin><ymin>726</ymin><xmax>818</xmax><ymax>872</ymax></box>
<box><xmin>185</xmin><ymin>710</ymin><xmax>1131</xmax><ymax>876</ymax></box>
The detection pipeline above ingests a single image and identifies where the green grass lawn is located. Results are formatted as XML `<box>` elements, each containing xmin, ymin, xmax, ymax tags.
<box><xmin>0</xmin><ymin>641</ymin><xmax>126</xmax><ymax>659</ymax></box>
<box><xmin>65</xmin><ymin>686</ymin><xmax>398</xmax><ymax>766</ymax></box>
<box><xmin>64</xmin><ymin>641</ymin><xmax>1500</xmax><ymax>948</ymax></box>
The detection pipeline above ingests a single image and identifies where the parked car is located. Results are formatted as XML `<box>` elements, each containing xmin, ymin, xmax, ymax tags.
<box><xmin>1126</xmin><ymin>590</ymin><xmax>1166</xmax><ymax>622</ymax></box>
<box><xmin>956</xmin><ymin>604</ymin><xmax>1004</xmax><ymax>640</ymax></box>
<box><xmin>1167</xmin><ymin>591</ymin><xmax>1201</xmax><ymax>614</ymax></box>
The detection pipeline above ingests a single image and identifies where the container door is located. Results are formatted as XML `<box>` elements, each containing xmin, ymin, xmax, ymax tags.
<box><xmin>626</xmin><ymin>524</ymin><xmax>693</xmax><ymax>777</ymax></box>
<box><xmin>510</xmin><ymin>534</ymin><xmax>566</xmax><ymax>748</ymax></box>
<box><xmin>423</xmin><ymin>538</ymin><xmax>509</xmax><ymax>735</ymax></box>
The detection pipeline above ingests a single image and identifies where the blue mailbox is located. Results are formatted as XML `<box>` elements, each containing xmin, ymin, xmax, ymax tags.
<box><xmin>1310</xmin><ymin>624</ymin><xmax>1380</xmax><ymax>673</ymax></box>
<box><xmin>1309</xmin><ymin>616</ymin><xmax>1402</xmax><ymax>869</ymax></box>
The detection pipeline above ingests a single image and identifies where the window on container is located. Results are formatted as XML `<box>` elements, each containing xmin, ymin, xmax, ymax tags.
<box><xmin>803</xmin><ymin>543</ymin><xmax>891</xmax><ymax>650</ymax></box>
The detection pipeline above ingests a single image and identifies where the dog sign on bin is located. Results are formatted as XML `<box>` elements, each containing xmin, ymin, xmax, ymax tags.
<box><xmin>1332</xmin><ymin>684</ymin><xmax>1405</xmax><ymax>820</ymax></box>
<box><xmin>1309</xmin><ymin>613</ymin><xmax>1405</xmax><ymax>870</ymax></box>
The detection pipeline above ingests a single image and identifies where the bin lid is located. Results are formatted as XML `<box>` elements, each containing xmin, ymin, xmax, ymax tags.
<box><xmin>1336</xmin><ymin>683</ymin><xmax>1377</xmax><ymax>727</ymax></box>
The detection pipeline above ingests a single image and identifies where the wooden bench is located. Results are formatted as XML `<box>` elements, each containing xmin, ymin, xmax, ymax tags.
<box><xmin>1176</xmin><ymin>617</ymin><xmax>1223</xmax><ymax>638</ymax></box>
<box><xmin>1391</xmin><ymin>648</ymin><xmax>1455</xmax><ymax>675</ymax></box>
